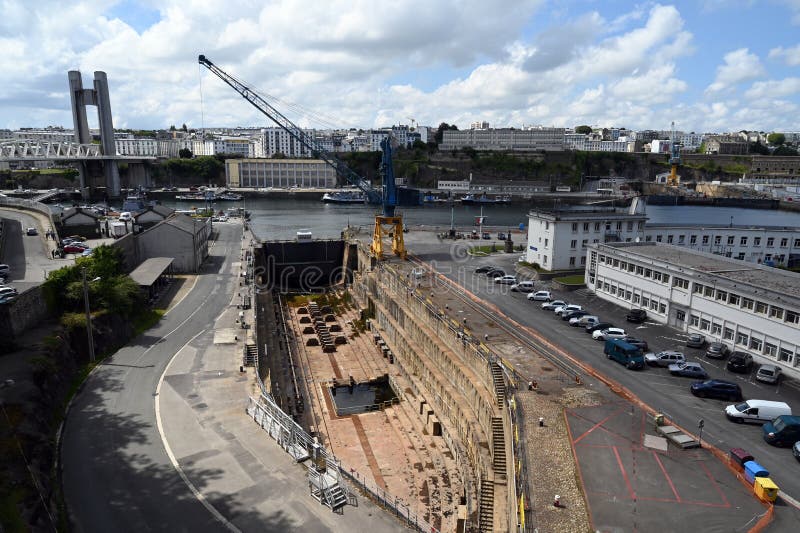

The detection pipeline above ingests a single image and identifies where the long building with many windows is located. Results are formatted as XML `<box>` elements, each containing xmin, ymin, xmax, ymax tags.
<box><xmin>225</xmin><ymin>159</ymin><xmax>337</xmax><ymax>189</ymax></box>
<box><xmin>585</xmin><ymin>241</ymin><xmax>800</xmax><ymax>379</ymax></box>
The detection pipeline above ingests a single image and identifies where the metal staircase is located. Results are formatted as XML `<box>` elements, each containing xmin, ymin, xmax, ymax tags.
<box><xmin>243</xmin><ymin>343</ymin><xmax>257</xmax><ymax>367</ymax></box>
<box><xmin>308</xmin><ymin>457</ymin><xmax>349</xmax><ymax>511</ymax></box>
<box><xmin>490</xmin><ymin>362</ymin><xmax>506</xmax><ymax>407</ymax></box>
<box><xmin>491</xmin><ymin>417</ymin><xmax>507</xmax><ymax>477</ymax></box>
<box><xmin>478</xmin><ymin>477</ymin><xmax>495</xmax><ymax>532</ymax></box>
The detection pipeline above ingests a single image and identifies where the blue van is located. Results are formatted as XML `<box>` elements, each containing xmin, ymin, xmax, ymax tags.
<box><xmin>604</xmin><ymin>339</ymin><xmax>645</xmax><ymax>370</ymax></box>
<box><xmin>762</xmin><ymin>415</ymin><xmax>800</xmax><ymax>447</ymax></box>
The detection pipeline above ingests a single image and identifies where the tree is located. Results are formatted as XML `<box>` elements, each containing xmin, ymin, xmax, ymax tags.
<box><xmin>773</xmin><ymin>145</ymin><xmax>798</xmax><ymax>156</ymax></box>
<box><xmin>434</xmin><ymin>122</ymin><xmax>458</xmax><ymax>144</ymax></box>
<box><xmin>181</xmin><ymin>123</ymin><xmax>188</xmax><ymax>132</ymax></box>
<box><xmin>575</xmin><ymin>125</ymin><xmax>593</xmax><ymax>135</ymax></box>
<box><xmin>749</xmin><ymin>141</ymin><xmax>770</xmax><ymax>155</ymax></box>
<box><xmin>178</xmin><ymin>148</ymin><xmax>193</xmax><ymax>159</ymax></box>
<box><xmin>169</xmin><ymin>125</ymin><xmax>176</xmax><ymax>131</ymax></box>
<box><xmin>271</xmin><ymin>152</ymin><xmax>287</xmax><ymax>159</ymax></box>
<box><xmin>767</xmin><ymin>133</ymin><xmax>786</xmax><ymax>146</ymax></box>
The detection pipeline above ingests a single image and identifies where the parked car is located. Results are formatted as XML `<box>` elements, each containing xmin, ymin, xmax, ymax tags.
<box><xmin>0</xmin><ymin>294</ymin><xmax>16</xmax><ymax>304</ymax></box>
<box><xmin>510</xmin><ymin>281</ymin><xmax>535</xmax><ymax>293</ymax></box>
<box><xmin>586</xmin><ymin>321</ymin><xmax>614</xmax><ymax>334</ymax></box>
<box><xmin>691</xmin><ymin>379</ymin><xmax>743</xmax><ymax>401</ymax></box>
<box><xmin>118</xmin><ymin>211</ymin><xmax>132</xmax><ymax>222</ymax></box>
<box><xmin>645</xmin><ymin>350</ymin><xmax>686</xmax><ymax>367</ymax></box>
<box><xmin>763</xmin><ymin>415</ymin><xmax>800</xmax><ymax>447</ymax></box>
<box><xmin>725</xmin><ymin>400</ymin><xmax>791</xmax><ymax>423</ymax></box>
<box><xmin>755</xmin><ymin>364</ymin><xmax>782</xmax><ymax>384</ymax></box>
<box><xmin>0</xmin><ymin>286</ymin><xmax>18</xmax><ymax>298</ymax></box>
<box><xmin>482</xmin><ymin>232</ymin><xmax>491</xmax><ymax>240</ymax></box>
<box><xmin>541</xmin><ymin>299</ymin><xmax>566</xmax><ymax>310</ymax></box>
<box><xmin>669</xmin><ymin>362</ymin><xmax>709</xmax><ymax>379</ymax></box>
<box><xmin>563</xmin><ymin>309</ymin><xmax>589</xmax><ymax>321</ymax></box>
<box><xmin>528</xmin><ymin>290</ymin><xmax>551</xmax><ymax>302</ymax></box>
<box><xmin>793</xmin><ymin>441</ymin><xmax>800</xmax><ymax>461</ymax></box>
<box><xmin>706</xmin><ymin>342</ymin><xmax>730</xmax><ymax>359</ymax></box>
<box><xmin>622</xmin><ymin>337</ymin><xmax>648</xmax><ymax>351</ymax></box>
<box><xmin>727</xmin><ymin>352</ymin><xmax>754</xmax><ymax>373</ymax></box>
<box><xmin>0</xmin><ymin>264</ymin><xmax>9</xmax><ymax>275</ymax></box>
<box><xmin>555</xmin><ymin>304</ymin><xmax>582</xmax><ymax>317</ymax></box>
<box><xmin>486</xmin><ymin>268</ymin><xmax>506</xmax><ymax>278</ymax></box>
<box><xmin>475</xmin><ymin>265</ymin><xmax>499</xmax><ymax>274</ymax></box>
<box><xmin>63</xmin><ymin>243</ymin><xmax>90</xmax><ymax>254</ymax></box>
<box><xmin>570</xmin><ymin>315</ymin><xmax>598</xmax><ymax>327</ymax></box>
<box><xmin>494</xmin><ymin>275</ymin><xmax>517</xmax><ymax>285</ymax></box>
<box><xmin>626</xmin><ymin>308</ymin><xmax>648</xmax><ymax>323</ymax></box>
<box><xmin>65</xmin><ymin>234</ymin><xmax>87</xmax><ymax>242</ymax></box>
<box><xmin>593</xmin><ymin>327</ymin><xmax>627</xmax><ymax>341</ymax></box>
<box><xmin>686</xmin><ymin>333</ymin><xmax>706</xmax><ymax>348</ymax></box>
<box><xmin>26</xmin><ymin>227</ymin><xmax>38</xmax><ymax>236</ymax></box>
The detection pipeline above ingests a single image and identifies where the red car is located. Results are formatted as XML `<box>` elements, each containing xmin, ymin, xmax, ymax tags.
<box><xmin>63</xmin><ymin>243</ymin><xmax>90</xmax><ymax>254</ymax></box>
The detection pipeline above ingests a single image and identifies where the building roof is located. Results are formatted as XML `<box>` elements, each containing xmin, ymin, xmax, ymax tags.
<box><xmin>134</xmin><ymin>204</ymin><xmax>174</xmax><ymax>220</ymax></box>
<box><xmin>163</xmin><ymin>213</ymin><xmax>205</xmax><ymax>235</ymax></box>
<box><xmin>60</xmin><ymin>207</ymin><xmax>100</xmax><ymax>221</ymax></box>
<box><xmin>645</xmin><ymin>223</ymin><xmax>799</xmax><ymax>232</ymax></box>
<box><xmin>529</xmin><ymin>206</ymin><xmax>646</xmax><ymax>221</ymax></box>
<box><xmin>129</xmin><ymin>257</ymin><xmax>173</xmax><ymax>287</ymax></box>
<box><xmin>602</xmin><ymin>242</ymin><xmax>800</xmax><ymax>301</ymax></box>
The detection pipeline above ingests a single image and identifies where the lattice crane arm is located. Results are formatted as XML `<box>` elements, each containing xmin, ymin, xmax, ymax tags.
<box><xmin>198</xmin><ymin>54</ymin><xmax>380</xmax><ymax>203</ymax></box>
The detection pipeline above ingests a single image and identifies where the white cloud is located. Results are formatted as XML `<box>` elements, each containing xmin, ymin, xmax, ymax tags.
<box><xmin>745</xmin><ymin>78</ymin><xmax>800</xmax><ymax>99</ymax></box>
<box><xmin>768</xmin><ymin>45</ymin><xmax>800</xmax><ymax>66</ymax></box>
<box><xmin>706</xmin><ymin>48</ymin><xmax>766</xmax><ymax>93</ymax></box>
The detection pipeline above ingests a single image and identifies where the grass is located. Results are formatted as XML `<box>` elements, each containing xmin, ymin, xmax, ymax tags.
<box><xmin>468</xmin><ymin>244</ymin><xmax>501</xmax><ymax>255</ymax></box>
<box><xmin>132</xmin><ymin>308</ymin><xmax>166</xmax><ymax>336</ymax></box>
<box><xmin>554</xmin><ymin>274</ymin><xmax>586</xmax><ymax>285</ymax></box>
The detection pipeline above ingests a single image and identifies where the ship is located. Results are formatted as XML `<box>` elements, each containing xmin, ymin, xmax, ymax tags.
<box><xmin>321</xmin><ymin>190</ymin><xmax>366</xmax><ymax>204</ymax></box>
<box><xmin>459</xmin><ymin>193</ymin><xmax>511</xmax><ymax>205</ymax></box>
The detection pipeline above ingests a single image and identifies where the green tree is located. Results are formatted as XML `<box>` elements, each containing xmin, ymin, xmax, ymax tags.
<box><xmin>749</xmin><ymin>141</ymin><xmax>770</xmax><ymax>155</ymax></box>
<box><xmin>178</xmin><ymin>148</ymin><xmax>193</xmax><ymax>158</ymax></box>
<box><xmin>773</xmin><ymin>145</ymin><xmax>798</xmax><ymax>156</ymax></box>
<box><xmin>575</xmin><ymin>125</ymin><xmax>593</xmax><ymax>135</ymax></box>
<box><xmin>169</xmin><ymin>125</ymin><xmax>176</xmax><ymax>131</ymax></box>
<box><xmin>181</xmin><ymin>123</ymin><xmax>188</xmax><ymax>132</ymax></box>
<box><xmin>767</xmin><ymin>133</ymin><xmax>786</xmax><ymax>146</ymax></box>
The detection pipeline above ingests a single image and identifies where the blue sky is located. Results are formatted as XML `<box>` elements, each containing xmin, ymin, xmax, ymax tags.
<box><xmin>1</xmin><ymin>1</ymin><xmax>799</xmax><ymax>133</ymax></box>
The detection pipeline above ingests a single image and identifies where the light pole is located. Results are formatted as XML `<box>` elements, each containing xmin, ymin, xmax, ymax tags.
<box><xmin>82</xmin><ymin>268</ymin><xmax>100</xmax><ymax>363</ymax></box>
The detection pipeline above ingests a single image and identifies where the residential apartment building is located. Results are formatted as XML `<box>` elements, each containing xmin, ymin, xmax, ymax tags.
<box><xmin>225</xmin><ymin>159</ymin><xmax>336</xmax><ymax>189</ymax></box>
<box><xmin>259</xmin><ymin>127</ymin><xmax>310</xmax><ymax>158</ymax></box>
<box><xmin>585</xmin><ymin>241</ymin><xmax>800</xmax><ymax>380</ymax></box>
<box><xmin>748</xmin><ymin>156</ymin><xmax>800</xmax><ymax>184</ymax></box>
<box><xmin>115</xmin><ymin>138</ymin><xmax>159</xmax><ymax>156</ymax></box>
<box><xmin>704</xmin><ymin>135</ymin><xmax>748</xmax><ymax>155</ymax></box>
<box><xmin>440</xmin><ymin>127</ymin><xmax>565</xmax><ymax>151</ymax></box>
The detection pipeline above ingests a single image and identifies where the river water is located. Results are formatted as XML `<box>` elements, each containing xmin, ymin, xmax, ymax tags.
<box><xmin>157</xmin><ymin>198</ymin><xmax>800</xmax><ymax>241</ymax></box>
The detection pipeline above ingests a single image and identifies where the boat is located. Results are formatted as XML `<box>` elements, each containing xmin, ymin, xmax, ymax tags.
<box><xmin>175</xmin><ymin>193</ymin><xmax>208</xmax><ymax>201</ymax></box>
<box><xmin>460</xmin><ymin>193</ymin><xmax>511</xmax><ymax>205</ymax></box>
<box><xmin>322</xmin><ymin>191</ymin><xmax>366</xmax><ymax>204</ymax></box>
<box><xmin>215</xmin><ymin>193</ymin><xmax>243</xmax><ymax>201</ymax></box>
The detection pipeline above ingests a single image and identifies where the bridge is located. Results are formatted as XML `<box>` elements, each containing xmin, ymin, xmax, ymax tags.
<box><xmin>0</xmin><ymin>140</ymin><xmax>155</xmax><ymax>161</ymax></box>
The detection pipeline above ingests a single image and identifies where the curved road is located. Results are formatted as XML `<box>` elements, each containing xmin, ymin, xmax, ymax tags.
<box><xmin>61</xmin><ymin>225</ymin><xmax>242</xmax><ymax>532</ymax></box>
<box><xmin>0</xmin><ymin>208</ymin><xmax>60</xmax><ymax>289</ymax></box>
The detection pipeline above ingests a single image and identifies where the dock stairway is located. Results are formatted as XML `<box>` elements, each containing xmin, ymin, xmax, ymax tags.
<box><xmin>308</xmin><ymin>457</ymin><xmax>348</xmax><ymax>511</ymax></box>
<box><xmin>490</xmin><ymin>362</ymin><xmax>506</xmax><ymax>408</ymax></box>
<box><xmin>478</xmin><ymin>477</ymin><xmax>495</xmax><ymax>532</ymax></box>
<box><xmin>491</xmin><ymin>417</ymin><xmax>507</xmax><ymax>477</ymax></box>
<box><xmin>242</xmin><ymin>343</ymin><xmax>257</xmax><ymax>367</ymax></box>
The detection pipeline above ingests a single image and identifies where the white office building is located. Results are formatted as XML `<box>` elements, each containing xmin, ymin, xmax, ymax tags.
<box><xmin>586</xmin><ymin>241</ymin><xmax>800</xmax><ymax>380</ymax></box>
<box><xmin>115</xmin><ymin>138</ymin><xmax>159</xmax><ymax>156</ymax></box>
<box><xmin>225</xmin><ymin>159</ymin><xmax>336</xmax><ymax>189</ymax></box>
<box><xmin>441</xmin><ymin>127</ymin><xmax>565</xmax><ymax>151</ymax></box>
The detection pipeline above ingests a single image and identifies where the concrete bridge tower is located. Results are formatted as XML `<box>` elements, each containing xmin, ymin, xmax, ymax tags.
<box><xmin>68</xmin><ymin>70</ymin><xmax>120</xmax><ymax>199</ymax></box>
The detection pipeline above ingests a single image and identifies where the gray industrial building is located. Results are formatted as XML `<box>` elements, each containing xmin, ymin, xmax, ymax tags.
<box><xmin>136</xmin><ymin>214</ymin><xmax>210</xmax><ymax>273</ymax></box>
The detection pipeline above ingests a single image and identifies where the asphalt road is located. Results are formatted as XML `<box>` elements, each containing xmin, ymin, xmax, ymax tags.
<box><xmin>410</xmin><ymin>243</ymin><xmax>800</xmax><ymax>509</ymax></box>
<box><xmin>61</xmin><ymin>224</ymin><xmax>243</xmax><ymax>532</ymax></box>
<box><xmin>0</xmin><ymin>209</ymin><xmax>60</xmax><ymax>288</ymax></box>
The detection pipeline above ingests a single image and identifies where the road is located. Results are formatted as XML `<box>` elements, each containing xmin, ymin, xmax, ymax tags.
<box><xmin>411</xmin><ymin>242</ymin><xmax>800</xmax><ymax>509</ymax></box>
<box><xmin>0</xmin><ymin>208</ymin><xmax>61</xmax><ymax>289</ymax></box>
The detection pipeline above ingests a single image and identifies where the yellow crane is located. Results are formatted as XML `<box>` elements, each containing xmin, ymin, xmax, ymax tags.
<box><xmin>667</xmin><ymin>121</ymin><xmax>681</xmax><ymax>187</ymax></box>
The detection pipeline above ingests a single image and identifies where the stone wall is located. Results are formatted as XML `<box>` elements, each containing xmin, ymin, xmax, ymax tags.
<box><xmin>0</xmin><ymin>285</ymin><xmax>51</xmax><ymax>339</ymax></box>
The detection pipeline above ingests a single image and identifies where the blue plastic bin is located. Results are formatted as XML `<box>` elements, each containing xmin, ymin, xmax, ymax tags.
<box><xmin>743</xmin><ymin>460</ymin><xmax>769</xmax><ymax>485</ymax></box>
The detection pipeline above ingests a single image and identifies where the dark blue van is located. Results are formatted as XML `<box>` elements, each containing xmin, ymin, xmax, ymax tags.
<box><xmin>763</xmin><ymin>415</ymin><xmax>800</xmax><ymax>447</ymax></box>
<box><xmin>604</xmin><ymin>339</ymin><xmax>645</xmax><ymax>370</ymax></box>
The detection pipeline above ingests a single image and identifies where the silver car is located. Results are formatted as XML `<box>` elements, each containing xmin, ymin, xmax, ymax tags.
<box><xmin>755</xmin><ymin>364</ymin><xmax>782</xmax><ymax>384</ymax></box>
<box><xmin>645</xmin><ymin>350</ymin><xmax>686</xmax><ymax>367</ymax></box>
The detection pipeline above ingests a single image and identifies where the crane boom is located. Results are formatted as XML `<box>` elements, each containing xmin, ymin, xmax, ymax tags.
<box><xmin>198</xmin><ymin>54</ymin><xmax>381</xmax><ymax>203</ymax></box>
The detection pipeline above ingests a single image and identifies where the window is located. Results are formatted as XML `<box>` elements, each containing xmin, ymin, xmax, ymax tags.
<box><xmin>625</xmin><ymin>290</ymin><xmax>631</xmax><ymax>300</ymax></box>
<box><xmin>582</xmin><ymin>239</ymin><xmax>588</xmax><ymax>248</ymax></box>
<box><xmin>572</xmin><ymin>222</ymin><xmax>578</xmax><ymax>232</ymax></box>
<box><xmin>583</xmin><ymin>222</ymin><xmax>589</xmax><ymax>231</ymax></box>
<box><xmin>656</xmin><ymin>235</ymin><xmax>663</xmax><ymax>242</ymax></box>
<box><xmin>740</xmin><ymin>236</ymin><xmax>748</xmax><ymax>246</ymax></box>
<box><xmin>767</xmin><ymin>237</ymin><xmax>774</xmax><ymax>247</ymax></box>
<box><xmin>642</xmin><ymin>297</ymin><xmax>650</xmax><ymax>307</ymax></box>
<box><xmin>644</xmin><ymin>268</ymin><xmax>652</xmax><ymax>278</ymax></box>
<box><xmin>633</xmin><ymin>294</ymin><xmax>641</xmax><ymax>304</ymax></box>
<box><xmin>638</xmin><ymin>222</ymin><xmax>644</xmax><ymax>230</ymax></box>
<box><xmin>645</xmin><ymin>235</ymin><xmax>652</xmax><ymax>242</ymax></box>
<box><xmin>755</xmin><ymin>301</ymin><xmax>768</xmax><ymax>314</ymax></box>
<box><xmin>569</xmin><ymin>256</ymin><xmax>576</xmax><ymax>266</ymax></box>
<box><xmin>786</xmin><ymin>311</ymin><xmax>799</xmax><ymax>325</ymax></box>
<box><xmin>627</xmin><ymin>263</ymin><xmax>635</xmax><ymax>272</ymax></box>
<box><xmin>711</xmin><ymin>323</ymin><xmax>722</xmax><ymax>335</ymax></box>
<box><xmin>693</xmin><ymin>283</ymin><xmax>704</xmax><ymax>294</ymax></box>
<box><xmin>612</xmin><ymin>259</ymin><xmax>620</xmax><ymax>267</ymax></box>
<box><xmin>723</xmin><ymin>327</ymin><xmax>734</xmax><ymax>341</ymax></box>
<box><xmin>716</xmin><ymin>290</ymin><xmax>727</xmax><ymax>301</ymax></box>
<box><xmin>678</xmin><ymin>235</ymin><xmax>685</xmax><ymax>244</ymax></box>
<box><xmin>736</xmin><ymin>332</ymin><xmax>749</xmax><ymax>346</ymax></box>
<box><xmin>610</xmin><ymin>285</ymin><xmax>617</xmax><ymax>295</ymax></box>
<box><xmin>714</xmin><ymin>236</ymin><xmax>722</xmax><ymax>245</ymax></box>
<box><xmin>764</xmin><ymin>343</ymin><xmax>777</xmax><ymax>357</ymax></box>
<box><xmin>727</xmin><ymin>235</ymin><xmax>735</xmax><ymax>245</ymax></box>
<box><xmin>667</xmin><ymin>235</ymin><xmax>674</xmax><ymax>244</ymax></box>
<box><xmin>545</xmin><ymin>222</ymin><xmax>549</xmax><ymax>230</ymax></box>
<box><xmin>652</xmin><ymin>271</ymin><xmax>662</xmax><ymax>282</ymax></box>
<box><xmin>674</xmin><ymin>277</ymin><xmax>689</xmax><ymax>289</ymax></box>
<box><xmin>606</xmin><ymin>222</ymin><xmax>611</xmax><ymax>230</ymax></box>
<box><xmin>636</xmin><ymin>266</ymin><xmax>644</xmax><ymax>275</ymax></box>
<box><xmin>770</xmin><ymin>307</ymin><xmax>784</xmax><ymax>320</ymax></box>
<box><xmin>690</xmin><ymin>314</ymin><xmax>700</xmax><ymax>327</ymax></box>
<box><xmin>545</xmin><ymin>238</ymin><xmax>549</xmax><ymax>246</ymax></box>
<box><xmin>594</xmin><ymin>222</ymin><xmax>600</xmax><ymax>231</ymax></box>
<box><xmin>627</xmin><ymin>222</ymin><xmax>633</xmax><ymax>231</ymax></box>
<box><xmin>700</xmin><ymin>318</ymin><xmax>710</xmax><ymax>331</ymax></box>
<box><xmin>728</xmin><ymin>294</ymin><xmax>740</xmax><ymax>306</ymax></box>
<box><xmin>749</xmin><ymin>337</ymin><xmax>763</xmax><ymax>351</ymax></box>
<box><xmin>702</xmin><ymin>235</ymin><xmax>710</xmax><ymax>245</ymax></box>
<box><xmin>779</xmin><ymin>348</ymin><xmax>794</xmax><ymax>363</ymax></box>
<box><xmin>795</xmin><ymin>238</ymin><xmax>800</xmax><ymax>247</ymax></box>
<box><xmin>703</xmin><ymin>286</ymin><xmax>714</xmax><ymax>297</ymax></box>
<box><xmin>754</xmin><ymin>237</ymin><xmax>761</xmax><ymax>246</ymax></box>
<box><xmin>570</xmin><ymin>240</ymin><xmax>577</xmax><ymax>249</ymax></box>
<box><xmin>650</xmin><ymin>300</ymin><xmax>658</xmax><ymax>311</ymax></box>
<box><xmin>659</xmin><ymin>303</ymin><xmax>666</xmax><ymax>314</ymax></box>
<box><xmin>581</xmin><ymin>256</ymin><xmax>586</xmax><ymax>265</ymax></box>
<box><xmin>690</xmin><ymin>235</ymin><xmax>697</xmax><ymax>245</ymax></box>
<box><xmin>741</xmin><ymin>298</ymin><xmax>754</xmax><ymax>310</ymax></box>
<box><xmin>616</xmin><ymin>221</ymin><xmax>622</xmax><ymax>230</ymax></box>
<box><xmin>676</xmin><ymin>310</ymin><xmax>686</xmax><ymax>321</ymax></box>
<box><xmin>737</xmin><ymin>253</ymin><xmax>745</xmax><ymax>260</ymax></box>
<box><xmin>781</xmin><ymin>238</ymin><xmax>788</xmax><ymax>247</ymax></box>
<box><xmin>543</xmin><ymin>255</ymin><xmax>548</xmax><ymax>265</ymax></box>
<box><xmin>662</xmin><ymin>274</ymin><xmax>669</xmax><ymax>284</ymax></box>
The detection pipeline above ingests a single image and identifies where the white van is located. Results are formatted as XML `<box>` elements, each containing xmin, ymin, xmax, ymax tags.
<box><xmin>725</xmin><ymin>400</ymin><xmax>792</xmax><ymax>424</ymax></box>
<box><xmin>118</xmin><ymin>211</ymin><xmax>132</xmax><ymax>222</ymax></box>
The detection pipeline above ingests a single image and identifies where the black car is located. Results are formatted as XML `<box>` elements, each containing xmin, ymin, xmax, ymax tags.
<box><xmin>690</xmin><ymin>379</ymin><xmax>743</xmax><ymax>401</ymax></box>
<box><xmin>622</xmin><ymin>336</ymin><xmax>648</xmax><ymax>351</ymax></box>
<box><xmin>563</xmin><ymin>310</ymin><xmax>589</xmax><ymax>321</ymax></box>
<box><xmin>626</xmin><ymin>309</ymin><xmax>648</xmax><ymax>323</ymax></box>
<box><xmin>586</xmin><ymin>321</ymin><xmax>614</xmax><ymax>333</ymax></box>
<box><xmin>486</xmin><ymin>268</ymin><xmax>506</xmax><ymax>278</ymax></box>
<box><xmin>727</xmin><ymin>352</ymin><xmax>754</xmax><ymax>373</ymax></box>
<box><xmin>475</xmin><ymin>265</ymin><xmax>499</xmax><ymax>274</ymax></box>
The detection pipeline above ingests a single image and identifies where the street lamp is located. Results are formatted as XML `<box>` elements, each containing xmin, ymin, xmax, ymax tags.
<box><xmin>82</xmin><ymin>268</ymin><xmax>100</xmax><ymax>363</ymax></box>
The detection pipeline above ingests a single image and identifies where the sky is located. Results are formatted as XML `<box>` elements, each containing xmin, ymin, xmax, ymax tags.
<box><xmin>1</xmin><ymin>0</ymin><xmax>800</xmax><ymax>134</ymax></box>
